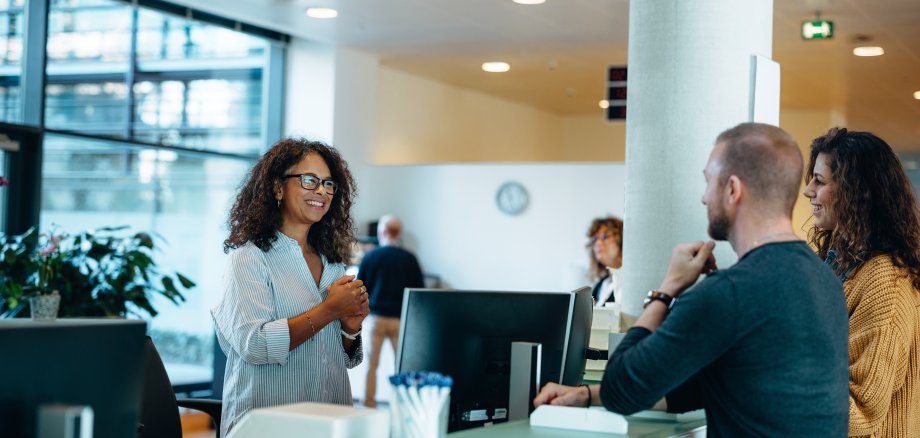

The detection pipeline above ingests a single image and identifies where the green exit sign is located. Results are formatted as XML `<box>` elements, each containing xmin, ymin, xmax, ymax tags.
<box><xmin>802</xmin><ymin>20</ymin><xmax>833</xmax><ymax>39</ymax></box>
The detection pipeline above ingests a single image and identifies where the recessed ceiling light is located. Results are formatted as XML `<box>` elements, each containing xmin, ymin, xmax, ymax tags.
<box><xmin>306</xmin><ymin>7</ymin><xmax>338</xmax><ymax>19</ymax></box>
<box><xmin>513</xmin><ymin>0</ymin><xmax>546</xmax><ymax>4</ymax></box>
<box><xmin>914</xmin><ymin>91</ymin><xmax>920</xmax><ymax>100</ymax></box>
<box><xmin>482</xmin><ymin>62</ymin><xmax>510</xmax><ymax>73</ymax></box>
<box><xmin>853</xmin><ymin>46</ymin><xmax>884</xmax><ymax>57</ymax></box>
<box><xmin>598</xmin><ymin>100</ymin><xmax>610</xmax><ymax>109</ymax></box>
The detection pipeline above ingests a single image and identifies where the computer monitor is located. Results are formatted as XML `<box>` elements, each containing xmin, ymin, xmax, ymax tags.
<box><xmin>0</xmin><ymin>319</ymin><xmax>147</xmax><ymax>438</ymax></box>
<box><xmin>395</xmin><ymin>287</ymin><xmax>593</xmax><ymax>432</ymax></box>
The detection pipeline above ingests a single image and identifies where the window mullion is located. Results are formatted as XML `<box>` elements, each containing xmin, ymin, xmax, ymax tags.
<box><xmin>20</xmin><ymin>0</ymin><xmax>48</xmax><ymax>126</ymax></box>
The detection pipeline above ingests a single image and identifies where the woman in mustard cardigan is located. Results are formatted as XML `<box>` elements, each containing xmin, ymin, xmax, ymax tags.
<box><xmin>803</xmin><ymin>128</ymin><xmax>920</xmax><ymax>437</ymax></box>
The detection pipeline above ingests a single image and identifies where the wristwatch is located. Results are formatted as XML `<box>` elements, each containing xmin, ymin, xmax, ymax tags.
<box><xmin>643</xmin><ymin>290</ymin><xmax>676</xmax><ymax>311</ymax></box>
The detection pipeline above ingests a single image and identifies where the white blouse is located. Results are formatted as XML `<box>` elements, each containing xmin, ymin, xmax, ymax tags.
<box><xmin>596</xmin><ymin>268</ymin><xmax>621</xmax><ymax>307</ymax></box>
<box><xmin>212</xmin><ymin>231</ymin><xmax>362</xmax><ymax>436</ymax></box>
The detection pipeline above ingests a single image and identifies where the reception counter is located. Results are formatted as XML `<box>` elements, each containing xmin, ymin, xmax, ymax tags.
<box><xmin>449</xmin><ymin>416</ymin><xmax>706</xmax><ymax>438</ymax></box>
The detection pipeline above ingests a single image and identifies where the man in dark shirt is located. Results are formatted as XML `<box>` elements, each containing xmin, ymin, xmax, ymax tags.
<box><xmin>534</xmin><ymin>123</ymin><xmax>849</xmax><ymax>436</ymax></box>
<box><xmin>357</xmin><ymin>215</ymin><xmax>424</xmax><ymax>407</ymax></box>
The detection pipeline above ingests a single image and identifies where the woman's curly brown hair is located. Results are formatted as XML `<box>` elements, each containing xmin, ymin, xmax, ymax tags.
<box><xmin>806</xmin><ymin>128</ymin><xmax>920</xmax><ymax>290</ymax></box>
<box><xmin>223</xmin><ymin>138</ymin><xmax>357</xmax><ymax>264</ymax></box>
<box><xmin>586</xmin><ymin>216</ymin><xmax>624</xmax><ymax>281</ymax></box>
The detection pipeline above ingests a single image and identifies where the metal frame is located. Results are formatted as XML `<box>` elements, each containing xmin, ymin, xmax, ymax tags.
<box><xmin>2</xmin><ymin>0</ymin><xmax>287</xmax><ymax>236</ymax></box>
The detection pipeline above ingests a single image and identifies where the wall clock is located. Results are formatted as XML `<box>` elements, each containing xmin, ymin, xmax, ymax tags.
<box><xmin>495</xmin><ymin>181</ymin><xmax>529</xmax><ymax>216</ymax></box>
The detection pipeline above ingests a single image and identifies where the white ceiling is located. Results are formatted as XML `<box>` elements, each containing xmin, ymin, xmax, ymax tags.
<box><xmin>174</xmin><ymin>0</ymin><xmax>920</xmax><ymax>151</ymax></box>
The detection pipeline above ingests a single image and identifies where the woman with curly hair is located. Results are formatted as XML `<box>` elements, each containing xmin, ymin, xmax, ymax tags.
<box><xmin>586</xmin><ymin>216</ymin><xmax>624</xmax><ymax>307</ymax></box>
<box><xmin>213</xmin><ymin>138</ymin><xmax>369</xmax><ymax>436</ymax></box>
<box><xmin>803</xmin><ymin>128</ymin><xmax>920</xmax><ymax>437</ymax></box>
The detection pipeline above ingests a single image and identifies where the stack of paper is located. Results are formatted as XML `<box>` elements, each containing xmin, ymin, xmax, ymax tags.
<box><xmin>585</xmin><ymin>304</ymin><xmax>621</xmax><ymax>382</ymax></box>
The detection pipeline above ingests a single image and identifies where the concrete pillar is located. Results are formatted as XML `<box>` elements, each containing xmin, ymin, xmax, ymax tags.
<box><xmin>620</xmin><ymin>0</ymin><xmax>774</xmax><ymax>319</ymax></box>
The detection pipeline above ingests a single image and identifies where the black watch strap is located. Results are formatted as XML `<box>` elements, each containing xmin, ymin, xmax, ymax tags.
<box><xmin>643</xmin><ymin>290</ymin><xmax>676</xmax><ymax>310</ymax></box>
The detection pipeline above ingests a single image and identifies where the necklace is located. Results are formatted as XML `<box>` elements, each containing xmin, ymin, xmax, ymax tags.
<box><xmin>751</xmin><ymin>231</ymin><xmax>798</xmax><ymax>247</ymax></box>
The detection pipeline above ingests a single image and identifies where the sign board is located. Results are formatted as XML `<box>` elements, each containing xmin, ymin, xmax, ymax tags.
<box><xmin>606</xmin><ymin>66</ymin><xmax>627</xmax><ymax>121</ymax></box>
<box><xmin>802</xmin><ymin>20</ymin><xmax>833</xmax><ymax>39</ymax></box>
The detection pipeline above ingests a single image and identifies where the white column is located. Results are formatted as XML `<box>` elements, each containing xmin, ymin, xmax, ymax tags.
<box><xmin>283</xmin><ymin>42</ymin><xmax>382</xmax><ymax>227</ymax></box>
<box><xmin>283</xmin><ymin>38</ymin><xmax>336</xmax><ymax>143</ymax></box>
<box><xmin>620</xmin><ymin>0</ymin><xmax>774</xmax><ymax>319</ymax></box>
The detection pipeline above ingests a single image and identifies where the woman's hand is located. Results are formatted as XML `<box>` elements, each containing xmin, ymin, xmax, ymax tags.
<box><xmin>340</xmin><ymin>300</ymin><xmax>369</xmax><ymax>335</ymax></box>
<box><xmin>341</xmin><ymin>281</ymin><xmax>370</xmax><ymax>334</ymax></box>
<box><xmin>325</xmin><ymin>275</ymin><xmax>367</xmax><ymax>319</ymax></box>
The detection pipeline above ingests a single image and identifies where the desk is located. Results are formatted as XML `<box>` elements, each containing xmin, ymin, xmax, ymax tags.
<box><xmin>449</xmin><ymin>417</ymin><xmax>706</xmax><ymax>438</ymax></box>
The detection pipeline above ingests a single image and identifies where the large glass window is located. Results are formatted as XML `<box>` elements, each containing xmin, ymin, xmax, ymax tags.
<box><xmin>45</xmin><ymin>0</ymin><xmax>267</xmax><ymax>155</ymax></box>
<box><xmin>0</xmin><ymin>0</ymin><xmax>284</xmax><ymax>393</ymax></box>
<box><xmin>0</xmin><ymin>0</ymin><xmax>25</xmax><ymax>123</ymax></box>
<box><xmin>32</xmin><ymin>0</ymin><xmax>283</xmax><ymax>391</ymax></box>
<box><xmin>41</xmin><ymin>132</ymin><xmax>253</xmax><ymax>385</ymax></box>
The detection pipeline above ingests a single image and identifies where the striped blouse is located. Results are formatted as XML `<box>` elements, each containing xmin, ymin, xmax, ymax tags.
<box><xmin>212</xmin><ymin>231</ymin><xmax>363</xmax><ymax>437</ymax></box>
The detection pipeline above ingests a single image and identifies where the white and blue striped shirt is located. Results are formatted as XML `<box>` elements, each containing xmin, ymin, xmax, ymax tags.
<box><xmin>212</xmin><ymin>231</ymin><xmax>363</xmax><ymax>436</ymax></box>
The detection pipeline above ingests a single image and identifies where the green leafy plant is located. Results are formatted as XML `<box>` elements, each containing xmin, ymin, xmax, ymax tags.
<box><xmin>0</xmin><ymin>226</ymin><xmax>195</xmax><ymax>318</ymax></box>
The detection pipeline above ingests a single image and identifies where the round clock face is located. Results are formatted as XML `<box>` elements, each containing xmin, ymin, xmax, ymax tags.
<box><xmin>495</xmin><ymin>181</ymin><xmax>529</xmax><ymax>216</ymax></box>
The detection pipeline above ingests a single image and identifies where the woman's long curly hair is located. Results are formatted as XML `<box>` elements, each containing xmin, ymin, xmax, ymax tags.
<box><xmin>586</xmin><ymin>216</ymin><xmax>624</xmax><ymax>281</ymax></box>
<box><xmin>223</xmin><ymin>138</ymin><xmax>357</xmax><ymax>264</ymax></box>
<box><xmin>806</xmin><ymin>128</ymin><xmax>920</xmax><ymax>290</ymax></box>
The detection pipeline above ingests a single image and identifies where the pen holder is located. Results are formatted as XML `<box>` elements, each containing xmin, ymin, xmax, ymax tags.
<box><xmin>389</xmin><ymin>372</ymin><xmax>452</xmax><ymax>438</ymax></box>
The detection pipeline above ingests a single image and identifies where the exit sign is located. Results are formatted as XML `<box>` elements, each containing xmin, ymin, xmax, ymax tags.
<box><xmin>802</xmin><ymin>20</ymin><xmax>833</xmax><ymax>39</ymax></box>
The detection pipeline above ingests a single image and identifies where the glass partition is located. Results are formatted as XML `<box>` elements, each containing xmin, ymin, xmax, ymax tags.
<box><xmin>45</xmin><ymin>0</ymin><xmax>268</xmax><ymax>155</ymax></box>
<box><xmin>41</xmin><ymin>132</ymin><xmax>253</xmax><ymax>385</ymax></box>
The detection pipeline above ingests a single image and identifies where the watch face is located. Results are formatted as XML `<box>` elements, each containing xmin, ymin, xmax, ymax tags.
<box><xmin>495</xmin><ymin>181</ymin><xmax>529</xmax><ymax>216</ymax></box>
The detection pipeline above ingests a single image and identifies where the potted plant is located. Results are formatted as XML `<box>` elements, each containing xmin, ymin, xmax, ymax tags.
<box><xmin>29</xmin><ymin>232</ymin><xmax>64</xmax><ymax>320</ymax></box>
<box><xmin>0</xmin><ymin>226</ymin><xmax>195</xmax><ymax>319</ymax></box>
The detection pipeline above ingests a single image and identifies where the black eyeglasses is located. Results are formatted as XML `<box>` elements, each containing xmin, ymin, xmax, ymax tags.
<box><xmin>282</xmin><ymin>173</ymin><xmax>338</xmax><ymax>194</ymax></box>
<box><xmin>589</xmin><ymin>232</ymin><xmax>615</xmax><ymax>245</ymax></box>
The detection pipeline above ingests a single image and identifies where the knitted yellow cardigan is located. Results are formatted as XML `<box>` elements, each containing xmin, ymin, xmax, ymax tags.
<box><xmin>845</xmin><ymin>256</ymin><xmax>920</xmax><ymax>437</ymax></box>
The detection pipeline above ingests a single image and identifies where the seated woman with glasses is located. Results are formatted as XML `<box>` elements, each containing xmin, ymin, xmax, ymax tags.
<box><xmin>586</xmin><ymin>216</ymin><xmax>624</xmax><ymax>307</ymax></box>
<box><xmin>213</xmin><ymin>138</ymin><xmax>369</xmax><ymax>437</ymax></box>
<box><xmin>803</xmin><ymin>128</ymin><xmax>920</xmax><ymax>436</ymax></box>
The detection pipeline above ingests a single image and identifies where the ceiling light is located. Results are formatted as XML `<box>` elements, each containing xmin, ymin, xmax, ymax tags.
<box><xmin>914</xmin><ymin>91</ymin><xmax>920</xmax><ymax>100</ymax></box>
<box><xmin>482</xmin><ymin>62</ymin><xmax>510</xmax><ymax>73</ymax></box>
<box><xmin>513</xmin><ymin>0</ymin><xmax>546</xmax><ymax>4</ymax></box>
<box><xmin>598</xmin><ymin>100</ymin><xmax>609</xmax><ymax>109</ymax></box>
<box><xmin>306</xmin><ymin>8</ymin><xmax>338</xmax><ymax>19</ymax></box>
<box><xmin>853</xmin><ymin>46</ymin><xmax>884</xmax><ymax>57</ymax></box>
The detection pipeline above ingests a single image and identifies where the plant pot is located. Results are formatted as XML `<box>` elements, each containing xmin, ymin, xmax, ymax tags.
<box><xmin>30</xmin><ymin>292</ymin><xmax>61</xmax><ymax>321</ymax></box>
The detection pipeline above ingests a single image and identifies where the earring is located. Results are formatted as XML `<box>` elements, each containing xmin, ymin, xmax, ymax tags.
<box><xmin>277</xmin><ymin>198</ymin><xmax>281</xmax><ymax>208</ymax></box>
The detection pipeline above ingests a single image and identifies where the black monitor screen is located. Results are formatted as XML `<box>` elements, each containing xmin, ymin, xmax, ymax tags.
<box><xmin>396</xmin><ymin>287</ymin><xmax>592</xmax><ymax>432</ymax></box>
<box><xmin>0</xmin><ymin>319</ymin><xmax>147</xmax><ymax>438</ymax></box>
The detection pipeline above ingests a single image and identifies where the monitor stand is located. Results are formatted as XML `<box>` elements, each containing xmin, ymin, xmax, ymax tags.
<box><xmin>508</xmin><ymin>342</ymin><xmax>542</xmax><ymax>421</ymax></box>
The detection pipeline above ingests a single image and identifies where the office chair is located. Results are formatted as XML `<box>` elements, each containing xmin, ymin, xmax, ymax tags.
<box><xmin>140</xmin><ymin>336</ymin><xmax>223</xmax><ymax>438</ymax></box>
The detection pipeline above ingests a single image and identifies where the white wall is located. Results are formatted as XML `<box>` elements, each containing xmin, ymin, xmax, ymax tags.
<box><xmin>360</xmin><ymin>162</ymin><xmax>626</xmax><ymax>292</ymax></box>
<box><xmin>283</xmin><ymin>39</ymin><xmax>336</xmax><ymax>143</ymax></box>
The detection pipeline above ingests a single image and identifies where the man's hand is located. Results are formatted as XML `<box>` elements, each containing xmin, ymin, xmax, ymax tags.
<box><xmin>533</xmin><ymin>382</ymin><xmax>590</xmax><ymax>408</ymax></box>
<box><xmin>659</xmin><ymin>241</ymin><xmax>717</xmax><ymax>297</ymax></box>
